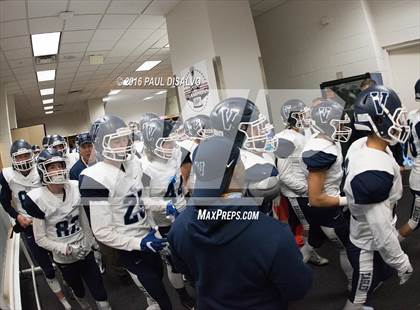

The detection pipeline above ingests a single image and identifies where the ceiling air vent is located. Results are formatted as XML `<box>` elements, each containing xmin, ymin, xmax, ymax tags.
<box><xmin>35</xmin><ymin>55</ymin><xmax>57</xmax><ymax>65</ymax></box>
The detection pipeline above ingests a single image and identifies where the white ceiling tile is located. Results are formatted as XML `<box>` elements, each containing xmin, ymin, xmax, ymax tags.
<box><xmin>0</xmin><ymin>1</ymin><xmax>26</xmax><ymax>22</ymax></box>
<box><xmin>98</xmin><ymin>63</ymin><xmax>118</xmax><ymax>70</ymax></box>
<box><xmin>28</xmin><ymin>1</ymin><xmax>68</xmax><ymax>18</ymax></box>
<box><xmin>77</xmin><ymin>64</ymin><xmax>99</xmax><ymax>72</ymax></box>
<box><xmin>9</xmin><ymin>58</ymin><xmax>33</xmax><ymax>68</ymax></box>
<box><xmin>5</xmin><ymin>48</ymin><xmax>33</xmax><ymax>60</ymax></box>
<box><xmin>69</xmin><ymin>0</ymin><xmax>110</xmax><ymax>14</ymax></box>
<box><xmin>64</xmin><ymin>15</ymin><xmax>102</xmax><ymax>31</ymax></box>
<box><xmin>130</xmin><ymin>15</ymin><xmax>165</xmax><ymax>29</ymax></box>
<box><xmin>29</xmin><ymin>17</ymin><xmax>64</xmax><ymax>34</ymax></box>
<box><xmin>107</xmin><ymin>1</ymin><xmax>149</xmax><ymax>14</ymax></box>
<box><xmin>104</xmin><ymin>56</ymin><xmax>126</xmax><ymax>64</ymax></box>
<box><xmin>143</xmin><ymin>0</ymin><xmax>181</xmax><ymax>15</ymax></box>
<box><xmin>121</xmin><ymin>28</ymin><xmax>153</xmax><ymax>42</ymax></box>
<box><xmin>152</xmin><ymin>36</ymin><xmax>168</xmax><ymax>48</ymax></box>
<box><xmin>60</xmin><ymin>42</ymin><xmax>88</xmax><ymax>53</ymax></box>
<box><xmin>87</xmin><ymin>40</ymin><xmax>115</xmax><ymax>51</ymax></box>
<box><xmin>98</xmin><ymin>14</ymin><xmax>137</xmax><ymax>29</ymax></box>
<box><xmin>59</xmin><ymin>53</ymin><xmax>84</xmax><ymax>62</ymax></box>
<box><xmin>0</xmin><ymin>36</ymin><xmax>31</xmax><ymax>51</ymax></box>
<box><xmin>91</xmin><ymin>29</ymin><xmax>125</xmax><ymax>42</ymax></box>
<box><xmin>0</xmin><ymin>20</ymin><xmax>28</xmax><ymax>38</ymax></box>
<box><xmin>61</xmin><ymin>30</ymin><xmax>95</xmax><ymax>43</ymax></box>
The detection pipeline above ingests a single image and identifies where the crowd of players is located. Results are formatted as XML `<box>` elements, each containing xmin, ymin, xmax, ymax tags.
<box><xmin>0</xmin><ymin>80</ymin><xmax>419</xmax><ymax>310</ymax></box>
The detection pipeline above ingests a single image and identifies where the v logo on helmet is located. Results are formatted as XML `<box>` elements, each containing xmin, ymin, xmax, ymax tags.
<box><xmin>192</xmin><ymin>119</ymin><xmax>202</xmax><ymax>131</ymax></box>
<box><xmin>282</xmin><ymin>105</ymin><xmax>291</xmax><ymax>120</ymax></box>
<box><xmin>145</xmin><ymin>125</ymin><xmax>156</xmax><ymax>141</ymax></box>
<box><xmin>221</xmin><ymin>109</ymin><xmax>239</xmax><ymax>131</ymax></box>
<box><xmin>319</xmin><ymin>107</ymin><xmax>332</xmax><ymax>124</ymax></box>
<box><xmin>370</xmin><ymin>91</ymin><xmax>389</xmax><ymax>116</ymax></box>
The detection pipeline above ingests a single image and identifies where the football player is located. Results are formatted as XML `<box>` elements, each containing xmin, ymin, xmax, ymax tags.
<box><xmin>274</xmin><ymin>99</ymin><xmax>328</xmax><ymax>266</ymax></box>
<box><xmin>32</xmin><ymin>144</ymin><xmax>41</xmax><ymax>158</ymax></box>
<box><xmin>141</xmin><ymin>118</ymin><xmax>195</xmax><ymax>309</ymax></box>
<box><xmin>301</xmin><ymin>99</ymin><xmax>353</xmax><ymax>288</ymax></box>
<box><xmin>69</xmin><ymin>132</ymin><xmax>96</xmax><ymax>182</ymax></box>
<box><xmin>0</xmin><ymin>140</ymin><xmax>70</xmax><ymax>309</ymax></box>
<box><xmin>42</xmin><ymin>135</ymin><xmax>51</xmax><ymax>149</ymax></box>
<box><xmin>210</xmin><ymin>97</ymin><xmax>280</xmax><ymax>215</ymax></box>
<box><xmin>135</xmin><ymin>112</ymin><xmax>160</xmax><ymax>156</ymax></box>
<box><xmin>49</xmin><ymin>134</ymin><xmax>79</xmax><ymax>170</ymax></box>
<box><xmin>25</xmin><ymin>149</ymin><xmax>110</xmax><ymax>310</ymax></box>
<box><xmin>79</xmin><ymin>115</ymin><xmax>172</xmax><ymax>310</ymax></box>
<box><xmin>343</xmin><ymin>86</ymin><xmax>412</xmax><ymax>310</ymax></box>
<box><xmin>399</xmin><ymin>79</ymin><xmax>420</xmax><ymax>239</ymax></box>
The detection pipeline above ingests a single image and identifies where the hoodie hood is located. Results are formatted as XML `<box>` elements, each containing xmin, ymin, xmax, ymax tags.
<box><xmin>186</xmin><ymin>197</ymin><xmax>259</xmax><ymax>246</ymax></box>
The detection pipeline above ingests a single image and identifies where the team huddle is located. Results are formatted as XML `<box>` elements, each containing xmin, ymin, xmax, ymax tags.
<box><xmin>0</xmin><ymin>81</ymin><xmax>419</xmax><ymax>310</ymax></box>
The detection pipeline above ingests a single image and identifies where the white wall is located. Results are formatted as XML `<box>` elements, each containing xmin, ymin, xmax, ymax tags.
<box><xmin>105</xmin><ymin>89</ymin><xmax>167</xmax><ymax>124</ymax></box>
<box><xmin>368</xmin><ymin>0</ymin><xmax>420</xmax><ymax>48</ymax></box>
<box><xmin>388</xmin><ymin>44</ymin><xmax>420</xmax><ymax>112</ymax></box>
<box><xmin>255</xmin><ymin>0</ymin><xmax>384</xmax><ymax>90</ymax></box>
<box><xmin>18</xmin><ymin>107</ymin><xmax>91</xmax><ymax>137</ymax></box>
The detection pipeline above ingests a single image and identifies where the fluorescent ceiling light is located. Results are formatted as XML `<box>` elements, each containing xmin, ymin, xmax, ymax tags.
<box><xmin>44</xmin><ymin>105</ymin><xmax>54</xmax><ymax>110</ymax></box>
<box><xmin>135</xmin><ymin>60</ymin><xmax>161</xmax><ymax>71</ymax></box>
<box><xmin>108</xmin><ymin>89</ymin><xmax>121</xmax><ymax>96</ymax></box>
<box><xmin>155</xmin><ymin>90</ymin><xmax>167</xmax><ymax>95</ymax></box>
<box><xmin>45</xmin><ymin>111</ymin><xmax>54</xmax><ymax>115</ymax></box>
<box><xmin>37</xmin><ymin>70</ymin><xmax>55</xmax><ymax>82</ymax></box>
<box><xmin>42</xmin><ymin>98</ymin><xmax>54</xmax><ymax>105</ymax></box>
<box><xmin>143</xmin><ymin>96</ymin><xmax>153</xmax><ymax>101</ymax></box>
<box><xmin>102</xmin><ymin>97</ymin><xmax>110</xmax><ymax>102</ymax></box>
<box><xmin>40</xmin><ymin>88</ymin><xmax>54</xmax><ymax>96</ymax></box>
<box><xmin>31</xmin><ymin>32</ymin><xmax>61</xmax><ymax>57</ymax></box>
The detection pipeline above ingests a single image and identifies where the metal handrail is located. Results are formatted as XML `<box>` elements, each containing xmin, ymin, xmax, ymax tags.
<box><xmin>20</xmin><ymin>239</ymin><xmax>42</xmax><ymax>310</ymax></box>
<box><xmin>3</xmin><ymin>229</ymin><xmax>22</xmax><ymax>310</ymax></box>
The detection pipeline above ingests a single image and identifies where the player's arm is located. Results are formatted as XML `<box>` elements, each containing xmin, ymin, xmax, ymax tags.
<box><xmin>32</xmin><ymin>217</ymin><xmax>69</xmax><ymax>256</ymax></box>
<box><xmin>352</xmin><ymin>171</ymin><xmax>411</xmax><ymax>273</ymax></box>
<box><xmin>302</xmin><ymin>150</ymin><xmax>344</xmax><ymax>207</ymax></box>
<box><xmin>0</xmin><ymin>171</ymin><xmax>18</xmax><ymax>219</ymax></box>
<box><xmin>276</xmin><ymin>158</ymin><xmax>307</xmax><ymax>195</ymax></box>
<box><xmin>269</xmin><ymin>223</ymin><xmax>313</xmax><ymax>300</ymax></box>
<box><xmin>78</xmin><ymin>205</ymin><xmax>94</xmax><ymax>243</ymax></box>
<box><xmin>79</xmin><ymin>175</ymin><xmax>142</xmax><ymax>251</ymax></box>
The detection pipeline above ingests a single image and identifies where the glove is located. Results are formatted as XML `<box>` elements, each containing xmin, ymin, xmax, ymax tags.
<box><xmin>166</xmin><ymin>201</ymin><xmax>180</xmax><ymax>221</ymax></box>
<box><xmin>68</xmin><ymin>244</ymin><xmax>90</xmax><ymax>260</ymax></box>
<box><xmin>140</xmin><ymin>227</ymin><xmax>167</xmax><ymax>253</ymax></box>
<box><xmin>398</xmin><ymin>263</ymin><xmax>413</xmax><ymax>285</ymax></box>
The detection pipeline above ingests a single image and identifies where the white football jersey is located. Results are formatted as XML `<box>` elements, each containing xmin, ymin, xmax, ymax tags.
<box><xmin>301</xmin><ymin>136</ymin><xmax>343</xmax><ymax>198</ymax></box>
<box><xmin>80</xmin><ymin>157</ymin><xmax>152</xmax><ymax>251</ymax></box>
<box><xmin>141</xmin><ymin>151</ymin><xmax>185</xmax><ymax>227</ymax></box>
<box><xmin>29</xmin><ymin>181</ymin><xmax>94</xmax><ymax>264</ymax></box>
<box><xmin>408</xmin><ymin>108</ymin><xmax>420</xmax><ymax>191</ymax></box>
<box><xmin>343</xmin><ymin>137</ymin><xmax>409</xmax><ymax>271</ymax></box>
<box><xmin>66</xmin><ymin>152</ymin><xmax>79</xmax><ymax>170</ymax></box>
<box><xmin>274</xmin><ymin>129</ymin><xmax>308</xmax><ymax>197</ymax></box>
<box><xmin>1</xmin><ymin>167</ymin><xmax>41</xmax><ymax>217</ymax></box>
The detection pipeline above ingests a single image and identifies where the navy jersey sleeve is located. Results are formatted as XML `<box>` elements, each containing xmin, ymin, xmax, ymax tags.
<box><xmin>350</xmin><ymin>170</ymin><xmax>394</xmax><ymax>204</ymax></box>
<box><xmin>302</xmin><ymin>150</ymin><xmax>337</xmax><ymax>171</ymax></box>
<box><xmin>0</xmin><ymin>172</ymin><xmax>18</xmax><ymax>219</ymax></box>
<box><xmin>181</xmin><ymin>148</ymin><xmax>192</xmax><ymax>165</ymax></box>
<box><xmin>22</xmin><ymin>194</ymin><xmax>45</xmax><ymax>219</ymax></box>
<box><xmin>273</xmin><ymin>138</ymin><xmax>295</xmax><ymax>159</ymax></box>
<box><xmin>79</xmin><ymin>175</ymin><xmax>110</xmax><ymax>203</ymax></box>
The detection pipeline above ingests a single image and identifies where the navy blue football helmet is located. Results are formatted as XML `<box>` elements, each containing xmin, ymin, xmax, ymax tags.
<box><xmin>210</xmin><ymin>97</ymin><xmax>275</xmax><ymax>152</ymax></box>
<box><xmin>354</xmin><ymin>85</ymin><xmax>410</xmax><ymax>144</ymax></box>
<box><xmin>49</xmin><ymin>134</ymin><xmax>68</xmax><ymax>156</ymax></box>
<box><xmin>415</xmin><ymin>79</ymin><xmax>420</xmax><ymax>101</ymax></box>
<box><xmin>10</xmin><ymin>140</ymin><xmax>34</xmax><ymax>172</ymax></box>
<box><xmin>42</xmin><ymin>135</ymin><xmax>51</xmax><ymax>149</ymax></box>
<box><xmin>310</xmin><ymin>99</ymin><xmax>352</xmax><ymax>143</ymax></box>
<box><xmin>31</xmin><ymin>144</ymin><xmax>41</xmax><ymax>157</ymax></box>
<box><xmin>142</xmin><ymin>119</ymin><xmax>178</xmax><ymax>160</ymax></box>
<box><xmin>184</xmin><ymin>114</ymin><xmax>214</xmax><ymax>140</ymax></box>
<box><xmin>37</xmin><ymin>148</ymin><xmax>68</xmax><ymax>184</ymax></box>
<box><xmin>139</xmin><ymin>112</ymin><xmax>159</xmax><ymax>130</ymax></box>
<box><xmin>92</xmin><ymin>115</ymin><xmax>134</xmax><ymax>162</ymax></box>
<box><xmin>280</xmin><ymin>99</ymin><xmax>310</xmax><ymax>128</ymax></box>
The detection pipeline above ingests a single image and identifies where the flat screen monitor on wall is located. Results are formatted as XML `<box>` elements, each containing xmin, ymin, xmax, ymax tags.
<box><xmin>319</xmin><ymin>72</ymin><xmax>383</xmax><ymax>110</ymax></box>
